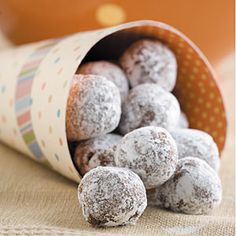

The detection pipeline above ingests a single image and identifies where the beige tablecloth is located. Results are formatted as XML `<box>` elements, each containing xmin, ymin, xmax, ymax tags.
<box><xmin>0</xmin><ymin>34</ymin><xmax>235</xmax><ymax>235</ymax></box>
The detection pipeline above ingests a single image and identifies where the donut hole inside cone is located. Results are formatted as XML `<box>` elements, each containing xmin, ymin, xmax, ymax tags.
<box><xmin>76</xmin><ymin>25</ymin><xmax>226</xmax><ymax>152</ymax></box>
<box><xmin>68</xmin><ymin>23</ymin><xmax>226</xmax><ymax>177</ymax></box>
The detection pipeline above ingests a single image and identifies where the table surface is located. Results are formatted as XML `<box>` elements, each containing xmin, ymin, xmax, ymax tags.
<box><xmin>0</xmin><ymin>33</ymin><xmax>234</xmax><ymax>236</ymax></box>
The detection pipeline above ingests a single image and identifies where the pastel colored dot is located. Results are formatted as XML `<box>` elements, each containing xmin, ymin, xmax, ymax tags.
<box><xmin>13</xmin><ymin>128</ymin><xmax>18</xmax><ymax>135</ymax></box>
<box><xmin>193</xmin><ymin>67</ymin><xmax>199</xmax><ymax>73</ymax></box>
<box><xmin>206</xmin><ymin>102</ymin><xmax>211</xmax><ymax>108</ymax></box>
<box><xmin>210</xmin><ymin>81</ymin><xmax>216</xmax><ymax>88</ymax></box>
<box><xmin>75</xmin><ymin>55</ymin><xmax>82</xmax><ymax>62</ymax></box>
<box><xmin>195</xmin><ymin>60</ymin><xmax>201</xmax><ymax>66</ymax></box>
<box><xmin>52</xmin><ymin>47</ymin><xmax>60</xmax><ymax>53</ymax></box>
<box><xmin>217</xmin><ymin>97</ymin><xmax>222</xmax><ymax>103</ymax></box>
<box><xmin>198</xmin><ymin>82</ymin><xmax>204</xmax><ymax>87</ymax></box>
<box><xmin>41</xmin><ymin>82</ymin><xmax>46</xmax><ymax>90</ymax></box>
<box><xmin>1</xmin><ymin>85</ymin><xmax>6</xmax><ymax>93</ymax></box>
<box><xmin>1</xmin><ymin>115</ymin><xmax>6</xmax><ymax>123</ymax></box>
<box><xmin>183</xmin><ymin>61</ymin><xmax>189</xmax><ymax>66</ymax></box>
<box><xmin>186</xmin><ymin>82</ymin><xmax>192</xmax><ymax>88</ymax></box>
<box><xmin>41</xmin><ymin>139</ymin><xmax>46</xmax><ymax>147</ymax></box>
<box><xmin>176</xmin><ymin>49</ymin><xmax>181</xmax><ymax>55</ymax></box>
<box><xmin>217</xmin><ymin>122</ymin><xmax>223</xmax><ymax>128</ymax></box>
<box><xmin>9</xmin><ymin>99</ymin><xmax>13</xmax><ymax>107</ymax></box>
<box><xmin>189</xmin><ymin>93</ymin><xmax>195</xmax><ymax>99</ymax></box>
<box><xmin>57</xmin><ymin>67</ymin><xmax>63</xmax><ymax>75</ymax></box>
<box><xmin>200</xmin><ymin>88</ymin><xmax>206</xmax><ymax>94</ymax></box>
<box><xmin>54</xmin><ymin>57</ymin><xmax>60</xmax><ymax>64</ymax></box>
<box><xmin>59</xmin><ymin>138</ymin><xmax>63</xmax><ymax>146</ymax></box>
<box><xmin>202</xmin><ymin>112</ymin><xmax>207</xmax><ymax>118</ymax></box>
<box><xmin>73</xmin><ymin>46</ymin><xmax>80</xmax><ymax>52</ymax></box>
<box><xmin>212</xmin><ymin>131</ymin><xmax>218</xmax><ymax>137</ymax></box>
<box><xmin>219</xmin><ymin>136</ymin><xmax>225</xmax><ymax>143</ymax></box>
<box><xmin>96</xmin><ymin>3</ymin><xmax>126</xmax><ymax>27</ymax></box>
<box><xmin>29</xmin><ymin>97</ymin><xmax>33</xmax><ymax>106</ymax></box>
<box><xmin>186</xmin><ymin>54</ymin><xmax>192</xmax><ymax>60</ymax></box>
<box><xmin>194</xmin><ymin>107</ymin><xmax>200</xmax><ymax>113</ymax></box>
<box><xmin>38</xmin><ymin>111</ymin><xmax>42</xmax><ymax>119</ymax></box>
<box><xmin>57</xmin><ymin>109</ymin><xmax>61</xmax><ymax>118</ymax></box>
<box><xmin>197</xmin><ymin>121</ymin><xmax>202</xmax><ymax>127</ymax></box>
<box><xmin>189</xmin><ymin>75</ymin><xmax>195</xmax><ymax>80</ymax></box>
<box><xmin>204</xmin><ymin>127</ymin><xmax>210</xmax><ymax>132</ymax></box>
<box><xmin>63</xmin><ymin>80</ymin><xmax>68</xmax><ymax>88</ymax></box>
<box><xmin>54</xmin><ymin>153</ymin><xmax>59</xmax><ymax>161</ymax></box>
<box><xmin>178</xmin><ymin>42</ymin><xmax>184</xmax><ymax>48</ymax></box>
<box><xmin>48</xmin><ymin>95</ymin><xmax>52</xmax><ymax>103</ymax></box>
<box><xmin>49</xmin><ymin>126</ymin><xmax>53</xmax><ymax>134</ymax></box>
<box><xmin>209</xmin><ymin>93</ymin><xmax>215</xmax><ymax>99</ymax></box>
<box><xmin>188</xmin><ymin>48</ymin><xmax>194</xmax><ymax>53</ymax></box>
<box><xmin>197</xmin><ymin>98</ymin><xmax>203</xmax><ymax>104</ymax></box>
<box><xmin>209</xmin><ymin>116</ymin><xmax>215</xmax><ymax>122</ymax></box>
<box><xmin>181</xmin><ymin>68</ymin><xmax>187</xmax><ymax>74</ymax></box>
<box><xmin>201</xmin><ymin>74</ymin><xmax>207</xmax><ymax>80</ymax></box>
<box><xmin>214</xmin><ymin>107</ymin><xmax>220</xmax><ymax>113</ymax></box>
<box><xmin>189</xmin><ymin>117</ymin><xmax>195</xmax><ymax>123</ymax></box>
<box><xmin>186</xmin><ymin>103</ymin><xmax>192</xmax><ymax>109</ymax></box>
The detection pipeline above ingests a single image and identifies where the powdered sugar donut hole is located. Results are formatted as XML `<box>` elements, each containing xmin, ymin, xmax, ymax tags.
<box><xmin>78</xmin><ymin>166</ymin><xmax>147</xmax><ymax>227</ymax></box>
<box><xmin>66</xmin><ymin>74</ymin><xmax>121</xmax><ymax>141</ymax></box>
<box><xmin>78</xmin><ymin>61</ymin><xmax>129</xmax><ymax>102</ymax></box>
<box><xmin>119</xmin><ymin>84</ymin><xmax>180</xmax><ymax>135</ymax></box>
<box><xmin>73</xmin><ymin>134</ymin><xmax>122</xmax><ymax>176</ymax></box>
<box><xmin>170</xmin><ymin>129</ymin><xmax>220</xmax><ymax>171</ymax></box>
<box><xmin>114</xmin><ymin>126</ymin><xmax>178</xmax><ymax>189</ymax></box>
<box><xmin>119</xmin><ymin>39</ymin><xmax>177</xmax><ymax>91</ymax></box>
<box><xmin>154</xmin><ymin>157</ymin><xmax>222</xmax><ymax>215</ymax></box>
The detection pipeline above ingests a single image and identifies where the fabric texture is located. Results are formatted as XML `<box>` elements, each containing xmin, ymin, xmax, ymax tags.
<box><xmin>0</xmin><ymin>37</ymin><xmax>234</xmax><ymax>235</ymax></box>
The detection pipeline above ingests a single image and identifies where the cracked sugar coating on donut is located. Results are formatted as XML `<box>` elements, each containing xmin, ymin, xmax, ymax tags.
<box><xmin>154</xmin><ymin>157</ymin><xmax>222</xmax><ymax>215</ymax></box>
<box><xmin>78</xmin><ymin>166</ymin><xmax>147</xmax><ymax>227</ymax></box>
<box><xmin>66</xmin><ymin>74</ymin><xmax>121</xmax><ymax>141</ymax></box>
<box><xmin>118</xmin><ymin>84</ymin><xmax>180</xmax><ymax>135</ymax></box>
<box><xmin>114</xmin><ymin>126</ymin><xmax>178</xmax><ymax>189</ymax></box>
<box><xmin>170</xmin><ymin>129</ymin><xmax>220</xmax><ymax>171</ymax></box>
<box><xmin>78</xmin><ymin>61</ymin><xmax>129</xmax><ymax>102</ymax></box>
<box><xmin>73</xmin><ymin>134</ymin><xmax>122</xmax><ymax>176</ymax></box>
<box><xmin>119</xmin><ymin>39</ymin><xmax>177</xmax><ymax>91</ymax></box>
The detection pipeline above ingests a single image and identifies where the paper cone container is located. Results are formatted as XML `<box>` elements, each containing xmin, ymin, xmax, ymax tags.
<box><xmin>0</xmin><ymin>20</ymin><xmax>227</xmax><ymax>182</ymax></box>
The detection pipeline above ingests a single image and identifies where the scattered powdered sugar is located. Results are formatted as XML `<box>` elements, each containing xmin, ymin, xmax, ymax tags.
<box><xmin>170</xmin><ymin>128</ymin><xmax>220</xmax><ymax>171</ymax></box>
<box><xmin>78</xmin><ymin>166</ymin><xmax>147</xmax><ymax>227</ymax></box>
<box><xmin>73</xmin><ymin>133</ymin><xmax>122</xmax><ymax>176</ymax></box>
<box><xmin>119</xmin><ymin>84</ymin><xmax>180</xmax><ymax>135</ymax></box>
<box><xmin>119</xmin><ymin>39</ymin><xmax>177</xmax><ymax>91</ymax></box>
<box><xmin>78</xmin><ymin>61</ymin><xmax>129</xmax><ymax>102</ymax></box>
<box><xmin>151</xmin><ymin>157</ymin><xmax>222</xmax><ymax>214</ymax></box>
<box><xmin>114</xmin><ymin>126</ymin><xmax>178</xmax><ymax>189</ymax></box>
<box><xmin>66</xmin><ymin>74</ymin><xmax>121</xmax><ymax>141</ymax></box>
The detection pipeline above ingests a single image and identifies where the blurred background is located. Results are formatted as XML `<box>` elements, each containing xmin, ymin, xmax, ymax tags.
<box><xmin>0</xmin><ymin>0</ymin><xmax>234</xmax><ymax>66</ymax></box>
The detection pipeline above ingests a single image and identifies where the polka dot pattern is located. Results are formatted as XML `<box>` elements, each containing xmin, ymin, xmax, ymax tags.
<box><xmin>0</xmin><ymin>20</ymin><xmax>227</xmax><ymax>184</ymax></box>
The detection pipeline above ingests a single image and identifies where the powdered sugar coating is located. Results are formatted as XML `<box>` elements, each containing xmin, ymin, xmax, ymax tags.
<box><xmin>119</xmin><ymin>39</ymin><xmax>177</xmax><ymax>91</ymax></box>
<box><xmin>177</xmin><ymin>111</ymin><xmax>189</xmax><ymax>128</ymax></box>
<box><xmin>153</xmin><ymin>157</ymin><xmax>222</xmax><ymax>215</ymax></box>
<box><xmin>73</xmin><ymin>134</ymin><xmax>122</xmax><ymax>176</ymax></box>
<box><xmin>119</xmin><ymin>84</ymin><xmax>180</xmax><ymax>135</ymax></box>
<box><xmin>78</xmin><ymin>61</ymin><xmax>129</xmax><ymax>102</ymax></box>
<box><xmin>170</xmin><ymin>129</ymin><xmax>220</xmax><ymax>171</ymax></box>
<box><xmin>66</xmin><ymin>74</ymin><xmax>121</xmax><ymax>141</ymax></box>
<box><xmin>78</xmin><ymin>166</ymin><xmax>147</xmax><ymax>227</ymax></box>
<box><xmin>114</xmin><ymin>126</ymin><xmax>178</xmax><ymax>189</ymax></box>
